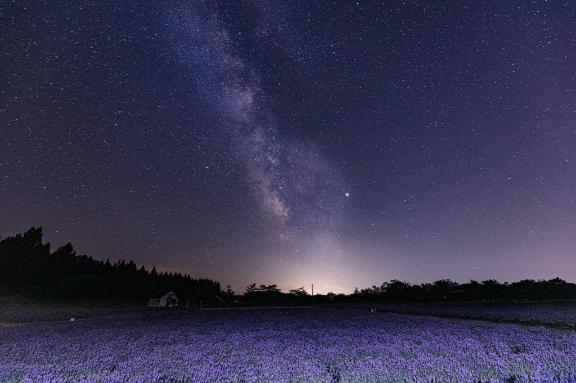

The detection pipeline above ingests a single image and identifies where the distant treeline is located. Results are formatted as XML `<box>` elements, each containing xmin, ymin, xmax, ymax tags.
<box><xmin>241</xmin><ymin>279</ymin><xmax>576</xmax><ymax>305</ymax></box>
<box><xmin>3</xmin><ymin>227</ymin><xmax>575</xmax><ymax>306</ymax></box>
<box><xmin>0</xmin><ymin>227</ymin><xmax>221</xmax><ymax>304</ymax></box>
<box><xmin>240</xmin><ymin>284</ymin><xmax>313</xmax><ymax>306</ymax></box>
<box><xmin>345</xmin><ymin>279</ymin><xmax>576</xmax><ymax>303</ymax></box>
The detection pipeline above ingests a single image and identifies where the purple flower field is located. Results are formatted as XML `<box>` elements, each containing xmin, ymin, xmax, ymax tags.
<box><xmin>2</xmin><ymin>308</ymin><xmax>576</xmax><ymax>382</ymax></box>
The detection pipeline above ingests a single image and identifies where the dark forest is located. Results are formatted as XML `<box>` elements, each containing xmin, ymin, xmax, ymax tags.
<box><xmin>2</xmin><ymin>228</ymin><xmax>575</xmax><ymax>306</ymax></box>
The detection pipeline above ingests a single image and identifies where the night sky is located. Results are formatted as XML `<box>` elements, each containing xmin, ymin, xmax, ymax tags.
<box><xmin>2</xmin><ymin>1</ymin><xmax>576</xmax><ymax>293</ymax></box>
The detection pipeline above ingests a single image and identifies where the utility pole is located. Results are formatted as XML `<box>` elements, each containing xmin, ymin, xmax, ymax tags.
<box><xmin>311</xmin><ymin>284</ymin><xmax>314</xmax><ymax>305</ymax></box>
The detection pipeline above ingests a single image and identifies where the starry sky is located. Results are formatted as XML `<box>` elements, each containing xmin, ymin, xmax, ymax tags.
<box><xmin>2</xmin><ymin>1</ymin><xmax>576</xmax><ymax>293</ymax></box>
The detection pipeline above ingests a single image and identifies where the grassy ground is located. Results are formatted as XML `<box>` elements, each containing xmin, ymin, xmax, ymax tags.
<box><xmin>340</xmin><ymin>301</ymin><xmax>576</xmax><ymax>329</ymax></box>
<box><xmin>0</xmin><ymin>295</ymin><xmax>147</xmax><ymax>323</ymax></box>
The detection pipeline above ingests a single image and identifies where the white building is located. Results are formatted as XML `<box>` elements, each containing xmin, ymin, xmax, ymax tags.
<box><xmin>148</xmin><ymin>291</ymin><xmax>179</xmax><ymax>308</ymax></box>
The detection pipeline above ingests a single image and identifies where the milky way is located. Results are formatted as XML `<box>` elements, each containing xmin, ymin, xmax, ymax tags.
<box><xmin>167</xmin><ymin>3</ymin><xmax>346</xmax><ymax>242</ymax></box>
<box><xmin>3</xmin><ymin>1</ymin><xmax>576</xmax><ymax>293</ymax></box>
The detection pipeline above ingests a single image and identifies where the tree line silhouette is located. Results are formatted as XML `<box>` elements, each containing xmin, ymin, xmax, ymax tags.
<box><xmin>2</xmin><ymin>227</ymin><xmax>575</xmax><ymax>306</ymax></box>
<box><xmin>0</xmin><ymin>227</ymin><xmax>221</xmax><ymax>304</ymax></box>
<box><xmin>344</xmin><ymin>278</ymin><xmax>576</xmax><ymax>303</ymax></box>
<box><xmin>239</xmin><ymin>278</ymin><xmax>576</xmax><ymax>306</ymax></box>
